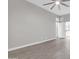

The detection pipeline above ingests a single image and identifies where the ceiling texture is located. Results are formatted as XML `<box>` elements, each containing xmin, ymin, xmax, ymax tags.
<box><xmin>26</xmin><ymin>0</ymin><xmax>70</xmax><ymax>16</ymax></box>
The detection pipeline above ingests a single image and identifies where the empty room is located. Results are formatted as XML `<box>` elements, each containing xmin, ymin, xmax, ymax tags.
<box><xmin>8</xmin><ymin>0</ymin><xmax>70</xmax><ymax>59</ymax></box>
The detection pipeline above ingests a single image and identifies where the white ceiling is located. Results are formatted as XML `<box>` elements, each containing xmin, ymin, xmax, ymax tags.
<box><xmin>26</xmin><ymin>0</ymin><xmax>70</xmax><ymax>16</ymax></box>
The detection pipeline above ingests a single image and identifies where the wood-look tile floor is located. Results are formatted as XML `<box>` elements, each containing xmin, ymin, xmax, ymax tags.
<box><xmin>9</xmin><ymin>39</ymin><xmax>70</xmax><ymax>59</ymax></box>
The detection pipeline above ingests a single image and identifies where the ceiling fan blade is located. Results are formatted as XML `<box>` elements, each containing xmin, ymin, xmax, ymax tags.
<box><xmin>50</xmin><ymin>4</ymin><xmax>56</xmax><ymax>10</ymax></box>
<box><xmin>58</xmin><ymin>5</ymin><xmax>61</xmax><ymax>10</ymax></box>
<box><xmin>61</xmin><ymin>3</ymin><xmax>69</xmax><ymax>7</ymax></box>
<box><xmin>43</xmin><ymin>2</ymin><xmax>54</xmax><ymax>6</ymax></box>
<box><xmin>51</xmin><ymin>0</ymin><xmax>55</xmax><ymax>1</ymax></box>
<box><xmin>62</xmin><ymin>0</ymin><xmax>70</xmax><ymax>2</ymax></box>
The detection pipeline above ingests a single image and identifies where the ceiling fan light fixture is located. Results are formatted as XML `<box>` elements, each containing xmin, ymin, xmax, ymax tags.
<box><xmin>55</xmin><ymin>1</ymin><xmax>60</xmax><ymax>5</ymax></box>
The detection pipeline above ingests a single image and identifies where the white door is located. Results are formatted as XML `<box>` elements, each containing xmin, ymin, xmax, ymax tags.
<box><xmin>56</xmin><ymin>17</ymin><xmax>66</xmax><ymax>39</ymax></box>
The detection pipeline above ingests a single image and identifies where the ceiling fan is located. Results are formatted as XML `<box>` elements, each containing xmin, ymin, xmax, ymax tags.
<box><xmin>43</xmin><ymin>0</ymin><xmax>70</xmax><ymax>10</ymax></box>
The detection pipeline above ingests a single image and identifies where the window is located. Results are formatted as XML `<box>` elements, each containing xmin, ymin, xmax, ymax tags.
<box><xmin>66</xmin><ymin>22</ymin><xmax>70</xmax><ymax>39</ymax></box>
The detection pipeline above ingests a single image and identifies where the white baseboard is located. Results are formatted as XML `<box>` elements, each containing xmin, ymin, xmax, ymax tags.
<box><xmin>8</xmin><ymin>38</ymin><xmax>56</xmax><ymax>52</ymax></box>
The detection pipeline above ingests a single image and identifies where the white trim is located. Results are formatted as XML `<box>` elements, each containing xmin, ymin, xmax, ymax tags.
<box><xmin>8</xmin><ymin>38</ymin><xmax>56</xmax><ymax>52</ymax></box>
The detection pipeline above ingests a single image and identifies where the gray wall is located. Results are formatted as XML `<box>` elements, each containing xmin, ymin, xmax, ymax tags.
<box><xmin>62</xmin><ymin>14</ymin><xmax>70</xmax><ymax>22</ymax></box>
<box><xmin>8</xmin><ymin>0</ymin><xmax>56</xmax><ymax>49</ymax></box>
